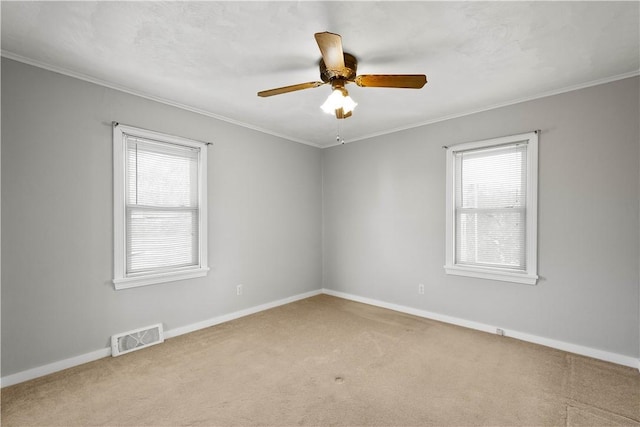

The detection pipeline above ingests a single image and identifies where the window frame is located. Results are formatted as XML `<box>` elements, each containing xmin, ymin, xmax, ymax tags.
<box><xmin>113</xmin><ymin>123</ymin><xmax>209</xmax><ymax>290</ymax></box>
<box><xmin>444</xmin><ymin>131</ymin><xmax>538</xmax><ymax>285</ymax></box>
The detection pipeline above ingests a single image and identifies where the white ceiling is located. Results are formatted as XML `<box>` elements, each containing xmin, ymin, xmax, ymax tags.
<box><xmin>2</xmin><ymin>1</ymin><xmax>639</xmax><ymax>148</ymax></box>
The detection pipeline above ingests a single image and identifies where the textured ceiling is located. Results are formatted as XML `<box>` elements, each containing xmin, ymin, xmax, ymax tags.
<box><xmin>2</xmin><ymin>1</ymin><xmax>639</xmax><ymax>147</ymax></box>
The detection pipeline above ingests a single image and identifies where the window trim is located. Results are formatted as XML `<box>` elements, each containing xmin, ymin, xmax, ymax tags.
<box><xmin>113</xmin><ymin>123</ymin><xmax>209</xmax><ymax>290</ymax></box>
<box><xmin>444</xmin><ymin>131</ymin><xmax>538</xmax><ymax>285</ymax></box>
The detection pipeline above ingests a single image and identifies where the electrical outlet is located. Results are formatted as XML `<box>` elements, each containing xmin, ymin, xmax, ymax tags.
<box><xmin>418</xmin><ymin>283</ymin><xmax>425</xmax><ymax>294</ymax></box>
<box><xmin>496</xmin><ymin>328</ymin><xmax>505</xmax><ymax>336</ymax></box>
<box><xmin>237</xmin><ymin>284</ymin><xmax>243</xmax><ymax>296</ymax></box>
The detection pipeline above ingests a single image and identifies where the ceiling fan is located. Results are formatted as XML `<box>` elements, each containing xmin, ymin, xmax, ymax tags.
<box><xmin>257</xmin><ymin>32</ymin><xmax>427</xmax><ymax>119</ymax></box>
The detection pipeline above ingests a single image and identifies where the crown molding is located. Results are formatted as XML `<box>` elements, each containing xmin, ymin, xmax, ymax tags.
<box><xmin>3</xmin><ymin>50</ymin><xmax>637</xmax><ymax>150</ymax></box>
<box><xmin>1</xmin><ymin>50</ymin><xmax>322</xmax><ymax>148</ymax></box>
<box><xmin>324</xmin><ymin>69</ymin><xmax>640</xmax><ymax>148</ymax></box>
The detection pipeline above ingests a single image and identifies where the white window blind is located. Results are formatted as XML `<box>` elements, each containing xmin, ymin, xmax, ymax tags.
<box><xmin>455</xmin><ymin>143</ymin><xmax>527</xmax><ymax>270</ymax></box>
<box><xmin>126</xmin><ymin>139</ymin><xmax>199</xmax><ymax>275</ymax></box>
<box><xmin>444</xmin><ymin>131</ymin><xmax>538</xmax><ymax>285</ymax></box>
<box><xmin>113</xmin><ymin>123</ymin><xmax>209</xmax><ymax>290</ymax></box>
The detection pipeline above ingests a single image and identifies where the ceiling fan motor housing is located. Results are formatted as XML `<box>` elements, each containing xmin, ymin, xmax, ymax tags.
<box><xmin>320</xmin><ymin>52</ymin><xmax>358</xmax><ymax>83</ymax></box>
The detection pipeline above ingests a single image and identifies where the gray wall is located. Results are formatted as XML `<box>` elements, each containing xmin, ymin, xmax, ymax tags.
<box><xmin>323</xmin><ymin>77</ymin><xmax>640</xmax><ymax>359</ymax></box>
<box><xmin>1</xmin><ymin>59</ymin><xmax>323</xmax><ymax>376</ymax></box>
<box><xmin>2</xmin><ymin>57</ymin><xmax>638</xmax><ymax>377</ymax></box>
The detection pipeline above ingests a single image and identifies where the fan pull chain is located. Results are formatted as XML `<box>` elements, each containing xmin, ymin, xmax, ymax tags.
<box><xmin>336</xmin><ymin>121</ymin><xmax>345</xmax><ymax>145</ymax></box>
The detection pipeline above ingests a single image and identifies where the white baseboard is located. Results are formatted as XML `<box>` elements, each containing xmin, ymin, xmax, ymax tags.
<box><xmin>163</xmin><ymin>289</ymin><xmax>322</xmax><ymax>339</ymax></box>
<box><xmin>2</xmin><ymin>287</ymin><xmax>637</xmax><ymax>387</ymax></box>
<box><xmin>1</xmin><ymin>288</ymin><xmax>323</xmax><ymax>388</ymax></box>
<box><xmin>0</xmin><ymin>347</ymin><xmax>112</xmax><ymax>389</ymax></box>
<box><xmin>322</xmin><ymin>288</ymin><xmax>640</xmax><ymax>371</ymax></box>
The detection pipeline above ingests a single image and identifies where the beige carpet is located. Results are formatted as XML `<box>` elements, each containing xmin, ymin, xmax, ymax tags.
<box><xmin>2</xmin><ymin>294</ymin><xmax>639</xmax><ymax>426</ymax></box>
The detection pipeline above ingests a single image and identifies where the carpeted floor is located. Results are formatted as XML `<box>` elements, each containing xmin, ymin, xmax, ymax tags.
<box><xmin>2</xmin><ymin>294</ymin><xmax>639</xmax><ymax>426</ymax></box>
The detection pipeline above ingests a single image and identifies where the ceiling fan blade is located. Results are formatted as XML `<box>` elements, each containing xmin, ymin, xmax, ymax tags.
<box><xmin>355</xmin><ymin>74</ymin><xmax>427</xmax><ymax>89</ymax></box>
<box><xmin>314</xmin><ymin>32</ymin><xmax>345</xmax><ymax>72</ymax></box>
<box><xmin>257</xmin><ymin>81</ymin><xmax>325</xmax><ymax>97</ymax></box>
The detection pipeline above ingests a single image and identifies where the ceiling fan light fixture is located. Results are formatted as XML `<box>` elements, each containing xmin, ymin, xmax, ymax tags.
<box><xmin>321</xmin><ymin>88</ymin><xmax>357</xmax><ymax>115</ymax></box>
<box><xmin>341</xmin><ymin>94</ymin><xmax>357</xmax><ymax>114</ymax></box>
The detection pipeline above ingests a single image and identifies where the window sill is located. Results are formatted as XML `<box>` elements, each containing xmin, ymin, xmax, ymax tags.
<box><xmin>113</xmin><ymin>267</ymin><xmax>210</xmax><ymax>290</ymax></box>
<box><xmin>444</xmin><ymin>265</ymin><xmax>538</xmax><ymax>285</ymax></box>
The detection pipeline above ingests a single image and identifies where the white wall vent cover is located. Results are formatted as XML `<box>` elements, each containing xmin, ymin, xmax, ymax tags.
<box><xmin>111</xmin><ymin>323</ymin><xmax>164</xmax><ymax>357</ymax></box>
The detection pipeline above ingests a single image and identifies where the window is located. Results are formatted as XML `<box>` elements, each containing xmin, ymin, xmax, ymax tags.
<box><xmin>113</xmin><ymin>123</ymin><xmax>209</xmax><ymax>290</ymax></box>
<box><xmin>445</xmin><ymin>131</ymin><xmax>538</xmax><ymax>285</ymax></box>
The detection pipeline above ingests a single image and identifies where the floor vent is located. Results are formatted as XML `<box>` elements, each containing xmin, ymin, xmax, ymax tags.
<box><xmin>111</xmin><ymin>323</ymin><xmax>164</xmax><ymax>357</ymax></box>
